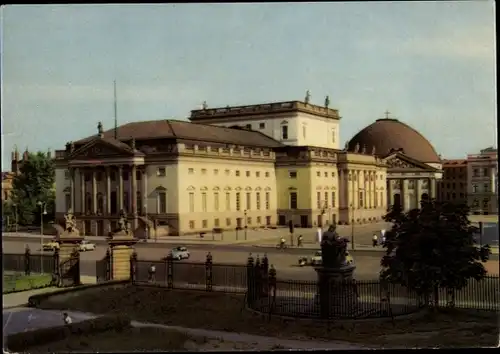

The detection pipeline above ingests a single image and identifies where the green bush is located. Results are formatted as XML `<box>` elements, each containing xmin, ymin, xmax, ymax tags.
<box><xmin>6</xmin><ymin>314</ymin><xmax>131</xmax><ymax>352</ymax></box>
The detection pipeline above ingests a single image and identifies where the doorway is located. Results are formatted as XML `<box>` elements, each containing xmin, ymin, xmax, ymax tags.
<box><xmin>278</xmin><ymin>215</ymin><xmax>286</xmax><ymax>226</ymax></box>
<box><xmin>300</xmin><ymin>215</ymin><xmax>308</xmax><ymax>228</ymax></box>
<box><xmin>317</xmin><ymin>215</ymin><xmax>323</xmax><ymax>227</ymax></box>
<box><xmin>236</xmin><ymin>218</ymin><xmax>243</xmax><ymax>229</ymax></box>
<box><xmin>97</xmin><ymin>220</ymin><xmax>104</xmax><ymax>236</ymax></box>
<box><xmin>393</xmin><ymin>193</ymin><xmax>401</xmax><ymax>208</ymax></box>
<box><xmin>110</xmin><ymin>191</ymin><xmax>117</xmax><ymax>214</ymax></box>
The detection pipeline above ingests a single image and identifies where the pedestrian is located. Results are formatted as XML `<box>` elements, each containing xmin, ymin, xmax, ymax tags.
<box><xmin>148</xmin><ymin>264</ymin><xmax>156</xmax><ymax>282</ymax></box>
<box><xmin>297</xmin><ymin>234</ymin><xmax>303</xmax><ymax>247</ymax></box>
<box><xmin>63</xmin><ymin>313</ymin><xmax>72</xmax><ymax>325</ymax></box>
<box><xmin>316</xmin><ymin>226</ymin><xmax>323</xmax><ymax>243</ymax></box>
<box><xmin>372</xmin><ymin>234</ymin><xmax>378</xmax><ymax>247</ymax></box>
<box><xmin>381</xmin><ymin>234</ymin><xmax>386</xmax><ymax>247</ymax></box>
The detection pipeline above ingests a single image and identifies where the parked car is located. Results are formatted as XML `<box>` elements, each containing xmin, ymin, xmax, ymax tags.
<box><xmin>43</xmin><ymin>239</ymin><xmax>60</xmax><ymax>251</ymax></box>
<box><xmin>299</xmin><ymin>250</ymin><xmax>354</xmax><ymax>267</ymax></box>
<box><xmin>78</xmin><ymin>240</ymin><xmax>96</xmax><ymax>252</ymax></box>
<box><xmin>169</xmin><ymin>246</ymin><xmax>190</xmax><ymax>260</ymax></box>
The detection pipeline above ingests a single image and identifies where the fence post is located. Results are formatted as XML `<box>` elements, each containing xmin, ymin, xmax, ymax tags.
<box><xmin>105</xmin><ymin>248</ymin><xmax>111</xmax><ymax>281</ymax></box>
<box><xmin>71</xmin><ymin>248</ymin><xmax>81</xmax><ymax>286</ymax></box>
<box><xmin>268</xmin><ymin>265</ymin><xmax>277</xmax><ymax>300</ymax></box>
<box><xmin>246</xmin><ymin>253</ymin><xmax>255</xmax><ymax>307</ymax></box>
<box><xmin>255</xmin><ymin>256</ymin><xmax>262</xmax><ymax>299</ymax></box>
<box><xmin>24</xmin><ymin>245</ymin><xmax>31</xmax><ymax>276</ymax></box>
<box><xmin>261</xmin><ymin>254</ymin><xmax>269</xmax><ymax>296</ymax></box>
<box><xmin>130</xmin><ymin>250</ymin><xmax>138</xmax><ymax>283</ymax></box>
<box><xmin>205</xmin><ymin>252</ymin><xmax>213</xmax><ymax>292</ymax></box>
<box><xmin>166</xmin><ymin>255</ymin><xmax>173</xmax><ymax>289</ymax></box>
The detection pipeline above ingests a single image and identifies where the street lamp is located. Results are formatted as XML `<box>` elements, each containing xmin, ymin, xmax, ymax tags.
<box><xmin>13</xmin><ymin>203</ymin><xmax>18</xmax><ymax>235</ymax></box>
<box><xmin>37</xmin><ymin>201</ymin><xmax>48</xmax><ymax>273</ymax></box>
<box><xmin>350</xmin><ymin>203</ymin><xmax>355</xmax><ymax>250</ymax></box>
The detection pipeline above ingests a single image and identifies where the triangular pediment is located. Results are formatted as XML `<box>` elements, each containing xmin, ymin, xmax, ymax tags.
<box><xmin>383</xmin><ymin>152</ymin><xmax>437</xmax><ymax>171</ymax></box>
<box><xmin>69</xmin><ymin>137</ymin><xmax>142</xmax><ymax>160</ymax></box>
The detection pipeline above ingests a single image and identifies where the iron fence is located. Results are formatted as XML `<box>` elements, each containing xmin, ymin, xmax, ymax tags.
<box><xmin>96</xmin><ymin>251</ymin><xmax>499</xmax><ymax>319</ymax></box>
<box><xmin>3</xmin><ymin>249</ymin><xmax>56</xmax><ymax>276</ymax></box>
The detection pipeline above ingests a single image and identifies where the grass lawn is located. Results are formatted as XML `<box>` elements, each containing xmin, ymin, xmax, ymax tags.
<box><xmin>2</xmin><ymin>273</ymin><xmax>53</xmax><ymax>294</ymax></box>
<box><xmin>38</xmin><ymin>285</ymin><xmax>498</xmax><ymax>348</ymax></box>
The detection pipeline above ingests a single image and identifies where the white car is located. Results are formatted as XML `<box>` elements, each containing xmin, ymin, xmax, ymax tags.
<box><xmin>170</xmin><ymin>246</ymin><xmax>190</xmax><ymax>260</ymax></box>
<box><xmin>310</xmin><ymin>251</ymin><xmax>323</xmax><ymax>266</ymax></box>
<box><xmin>78</xmin><ymin>240</ymin><xmax>96</xmax><ymax>252</ymax></box>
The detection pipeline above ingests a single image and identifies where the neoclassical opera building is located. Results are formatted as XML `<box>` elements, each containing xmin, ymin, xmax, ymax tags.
<box><xmin>54</xmin><ymin>98</ymin><xmax>442</xmax><ymax>236</ymax></box>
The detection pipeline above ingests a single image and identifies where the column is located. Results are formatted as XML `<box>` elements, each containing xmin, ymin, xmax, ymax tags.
<box><xmin>92</xmin><ymin>170</ymin><xmax>97</xmax><ymax>214</ymax></box>
<box><xmin>402</xmin><ymin>179</ymin><xmax>409</xmax><ymax>211</ymax></box>
<box><xmin>106</xmin><ymin>167</ymin><xmax>111</xmax><ymax>215</ymax></box>
<box><xmin>118</xmin><ymin>166</ymin><xmax>124</xmax><ymax>211</ymax></box>
<box><xmin>81</xmin><ymin>169</ymin><xmax>86</xmax><ymax>213</ymax></box>
<box><xmin>131</xmin><ymin>165</ymin><xmax>138</xmax><ymax>229</ymax></box>
<box><xmin>416</xmin><ymin>179</ymin><xmax>422</xmax><ymax>206</ymax></box>
<box><xmin>339</xmin><ymin>169</ymin><xmax>344</xmax><ymax>208</ymax></box>
<box><xmin>351</xmin><ymin>170</ymin><xmax>356</xmax><ymax>209</ymax></box>
<box><xmin>430</xmin><ymin>178</ymin><xmax>437</xmax><ymax>199</ymax></box>
<box><xmin>363</xmin><ymin>171</ymin><xmax>368</xmax><ymax>208</ymax></box>
<box><xmin>371</xmin><ymin>172</ymin><xmax>376</xmax><ymax>208</ymax></box>
<box><xmin>142</xmin><ymin>167</ymin><xmax>148</xmax><ymax>215</ymax></box>
<box><xmin>70</xmin><ymin>167</ymin><xmax>75</xmax><ymax>211</ymax></box>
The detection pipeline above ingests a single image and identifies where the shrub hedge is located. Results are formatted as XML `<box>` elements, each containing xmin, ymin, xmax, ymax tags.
<box><xmin>6</xmin><ymin>314</ymin><xmax>131</xmax><ymax>352</ymax></box>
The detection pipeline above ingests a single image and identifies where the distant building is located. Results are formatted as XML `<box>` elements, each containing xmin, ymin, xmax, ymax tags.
<box><xmin>2</xmin><ymin>147</ymin><xmax>28</xmax><ymax>202</ymax></box>
<box><xmin>466</xmin><ymin>147</ymin><xmax>498</xmax><ymax>215</ymax></box>
<box><xmin>53</xmin><ymin>99</ymin><xmax>442</xmax><ymax>236</ymax></box>
<box><xmin>438</xmin><ymin>159</ymin><xmax>468</xmax><ymax>204</ymax></box>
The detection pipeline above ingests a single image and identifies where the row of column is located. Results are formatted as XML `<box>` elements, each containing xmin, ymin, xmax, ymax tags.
<box><xmin>345</xmin><ymin>169</ymin><xmax>379</xmax><ymax>209</ymax></box>
<box><xmin>69</xmin><ymin>165</ymin><xmax>144</xmax><ymax>216</ymax></box>
<box><xmin>390</xmin><ymin>178</ymin><xmax>437</xmax><ymax>210</ymax></box>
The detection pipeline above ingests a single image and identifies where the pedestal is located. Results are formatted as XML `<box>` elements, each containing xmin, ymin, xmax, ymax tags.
<box><xmin>314</xmin><ymin>264</ymin><xmax>358</xmax><ymax>319</ymax></box>
<box><xmin>108</xmin><ymin>230</ymin><xmax>138</xmax><ymax>280</ymax></box>
<box><xmin>58</xmin><ymin>231</ymin><xmax>83</xmax><ymax>287</ymax></box>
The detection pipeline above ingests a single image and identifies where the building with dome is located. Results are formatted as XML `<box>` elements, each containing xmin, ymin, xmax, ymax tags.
<box><xmin>53</xmin><ymin>98</ymin><xmax>442</xmax><ymax>237</ymax></box>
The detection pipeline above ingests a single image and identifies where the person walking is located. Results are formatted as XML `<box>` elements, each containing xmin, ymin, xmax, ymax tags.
<box><xmin>297</xmin><ymin>234</ymin><xmax>303</xmax><ymax>247</ymax></box>
<box><xmin>372</xmin><ymin>234</ymin><xmax>378</xmax><ymax>247</ymax></box>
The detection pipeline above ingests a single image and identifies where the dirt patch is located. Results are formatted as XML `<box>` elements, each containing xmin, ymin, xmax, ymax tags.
<box><xmin>483</xmin><ymin>261</ymin><xmax>499</xmax><ymax>276</ymax></box>
<box><xmin>38</xmin><ymin>285</ymin><xmax>498</xmax><ymax>348</ymax></box>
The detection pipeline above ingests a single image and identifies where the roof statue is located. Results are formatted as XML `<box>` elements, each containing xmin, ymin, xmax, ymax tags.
<box><xmin>131</xmin><ymin>138</ymin><xmax>136</xmax><ymax>150</ymax></box>
<box><xmin>305</xmin><ymin>90</ymin><xmax>311</xmax><ymax>104</ymax></box>
<box><xmin>202</xmin><ymin>101</ymin><xmax>208</xmax><ymax>110</ymax></box>
<box><xmin>324</xmin><ymin>95</ymin><xmax>330</xmax><ymax>108</ymax></box>
<box><xmin>354</xmin><ymin>143</ymin><xmax>360</xmax><ymax>153</ymax></box>
<box><xmin>371</xmin><ymin>145</ymin><xmax>376</xmax><ymax>155</ymax></box>
<box><xmin>362</xmin><ymin>145</ymin><xmax>367</xmax><ymax>154</ymax></box>
<box><xmin>97</xmin><ymin>121</ymin><xmax>103</xmax><ymax>136</ymax></box>
<box><xmin>344</xmin><ymin>140</ymin><xmax>349</xmax><ymax>151</ymax></box>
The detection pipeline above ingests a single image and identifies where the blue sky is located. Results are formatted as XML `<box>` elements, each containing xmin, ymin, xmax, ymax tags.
<box><xmin>1</xmin><ymin>2</ymin><xmax>496</xmax><ymax>170</ymax></box>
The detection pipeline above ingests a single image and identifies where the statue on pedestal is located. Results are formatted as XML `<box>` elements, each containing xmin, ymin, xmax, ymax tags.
<box><xmin>320</xmin><ymin>223</ymin><xmax>350</xmax><ymax>269</ymax></box>
<box><xmin>118</xmin><ymin>209</ymin><xmax>130</xmax><ymax>234</ymax></box>
<box><xmin>64</xmin><ymin>209</ymin><xmax>77</xmax><ymax>233</ymax></box>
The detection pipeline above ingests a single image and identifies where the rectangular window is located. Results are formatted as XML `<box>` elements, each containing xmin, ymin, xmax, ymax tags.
<box><xmin>331</xmin><ymin>128</ymin><xmax>336</xmax><ymax>143</ymax></box>
<box><xmin>256</xmin><ymin>192</ymin><xmax>261</xmax><ymax>210</ymax></box>
<box><xmin>214</xmin><ymin>218</ymin><xmax>220</xmax><ymax>227</ymax></box>
<box><xmin>235</xmin><ymin>170</ymin><xmax>240</xmax><ymax>177</ymax></box>
<box><xmin>257</xmin><ymin>216</ymin><xmax>262</xmax><ymax>224</ymax></box>
<box><xmin>281</xmin><ymin>125</ymin><xmax>288</xmax><ymax>140</ymax></box>
<box><xmin>331</xmin><ymin>192</ymin><xmax>336</xmax><ymax>207</ymax></box>
<box><xmin>290</xmin><ymin>192</ymin><xmax>298</xmax><ymax>209</ymax></box>
<box><xmin>265</xmin><ymin>192</ymin><xmax>270</xmax><ymax>210</ymax></box>
<box><xmin>189</xmin><ymin>192</ymin><xmax>195</xmax><ymax>212</ymax></box>
<box><xmin>246</xmin><ymin>217</ymin><xmax>251</xmax><ymax>225</ymax></box>
<box><xmin>202</xmin><ymin>192</ymin><xmax>207</xmax><ymax>212</ymax></box>
<box><xmin>225</xmin><ymin>192</ymin><xmax>231</xmax><ymax>211</ymax></box>
<box><xmin>472</xmin><ymin>184</ymin><xmax>478</xmax><ymax>193</ymax></box>
<box><xmin>259</xmin><ymin>122</ymin><xmax>265</xmax><ymax>129</ymax></box>
<box><xmin>225</xmin><ymin>169</ymin><xmax>230</xmax><ymax>176</ymax></box>
<box><xmin>188</xmin><ymin>168</ymin><xmax>194</xmax><ymax>174</ymax></box>
<box><xmin>226</xmin><ymin>218</ymin><xmax>231</xmax><ymax>226</ymax></box>
<box><xmin>317</xmin><ymin>192</ymin><xmax>321</xmax><ymax>209</ymax></box>
<box><xmin>359</xmin><ymin>191</ymin><xmax>364</xmax><ymax>207</ymax></box>
<box><xmin>214</xmin><ymin>169</ymin><xmax>219</xmax><ymax>175</ymax></box>
<box><xmin>256</xmin><ymin>171</ymin><xmax>260</xmax><ymax>177</ymax></box>
<box><xmin>473</xmin><ymin>169</ymin><xmax>479</xmax><ymax>177</ymax></box>
<box><xmin>189</xmin><ymin>221</ymin><xmax>195</xmax><ymax>229</ymax></box>
<box><xmin>483</xmin><ymin>168</ymin><xmax>488</xmax><ymax>177</ymax></box>
<box><xmin>214</xmin><ymin>192</ymin><xmax>219</xmax><ymax>211</ymax></box>
<box><xmin>202</xmin><ymin>220</ymin><xmax>208</xmax><ymax>228</ymax></box>
<box><xmin>289</xmin><ymin>171</ymin><xmax>297</xmax><ymax>179</ymax></box>
<box><xmin>246</xmin><ymin>171</ymin><xmax>250</xmax><ymax>177</ymax></box>
<box><xmin>245</xmin><ymin>124</ymin><xmax>252</xmax><ymax>130</ymax></box>
<box><xmin>324</xmin><ymin>172</ymin><xmax>328</xmax><ymax>177</ymax></box>
<box><xmin>158</xmin><ymin>191</ymin><xmax>167</xmax><ymax>213</ymax></box>
<box><xmin>265</xmin><ymin>172</ymin><xmax>270</xmax><ymax>177</ymax></box>
<box><xmin>64</xmin><ymin>170</ymin><xmax>71</xmax><ymax>180</ymax></box>
<box><xmin>302</xmin><ymin>125</ymin><xmax>306</xmax><ymax>139</ymax></box>
<box><xmin>316</xmin><ymin>171</ymin><xmax>321</xmax><ymax>177</ymax></box>
<box><xmin>236</xmin><ymin>192</ymin><xmax>241</xmax><ymax>211</ymax></box>
<box><xmin>483</xmin><ymin>183</ymin><xmax>489</xmax><ymax>192</ymax></box>
<box><xmin>201</xmin><ymin>169</ymin><xmax>207</xmax><ymax>175</ymax></box>
<box><xmin>324</xmin><ymin>192</ymin><xmax>328</xmax><ymax>208</ymax></box>
<box><xmin>246</xmin><ymin>192</ymin><xmax>251</xmax><ymax>210</ymax></box>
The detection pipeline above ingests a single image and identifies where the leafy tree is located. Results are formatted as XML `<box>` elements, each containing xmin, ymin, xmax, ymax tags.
<box><xmin>381</xmin><ymin>199</ymin><xmax>490</xmax><ymax>305</ymax></box>
<box><xmin>9</xmin><ymin>151</ymin><xmax>55</xmax><ymax>225</ymax></box>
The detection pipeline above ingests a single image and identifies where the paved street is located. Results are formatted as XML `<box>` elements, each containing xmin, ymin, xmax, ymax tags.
<box><xmin>2</xmin><ymin>240</ymin><xmax>384</xmax><ymax>281</ymax></box>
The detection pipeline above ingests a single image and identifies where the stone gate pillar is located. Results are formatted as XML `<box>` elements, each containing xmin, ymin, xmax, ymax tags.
<box><xmin>58</xmin><ymin>210</ymin><xmax>83</xmax><ymax>287</ymax></box>
<box><xmin>108</xmin><ymin>211</ymin><xmax>137</xmax><ymax>280</ymax></box>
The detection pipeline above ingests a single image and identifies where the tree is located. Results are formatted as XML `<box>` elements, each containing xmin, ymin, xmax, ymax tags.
<box><xmin>381</xmin><ymin>199</ymin><xmax>490</xmax><ymax>305</ymax></box>
<box><xmin>9</xmin><ymin>151</ymin><xmax>55</xmax><ymax>225</ymax></box>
